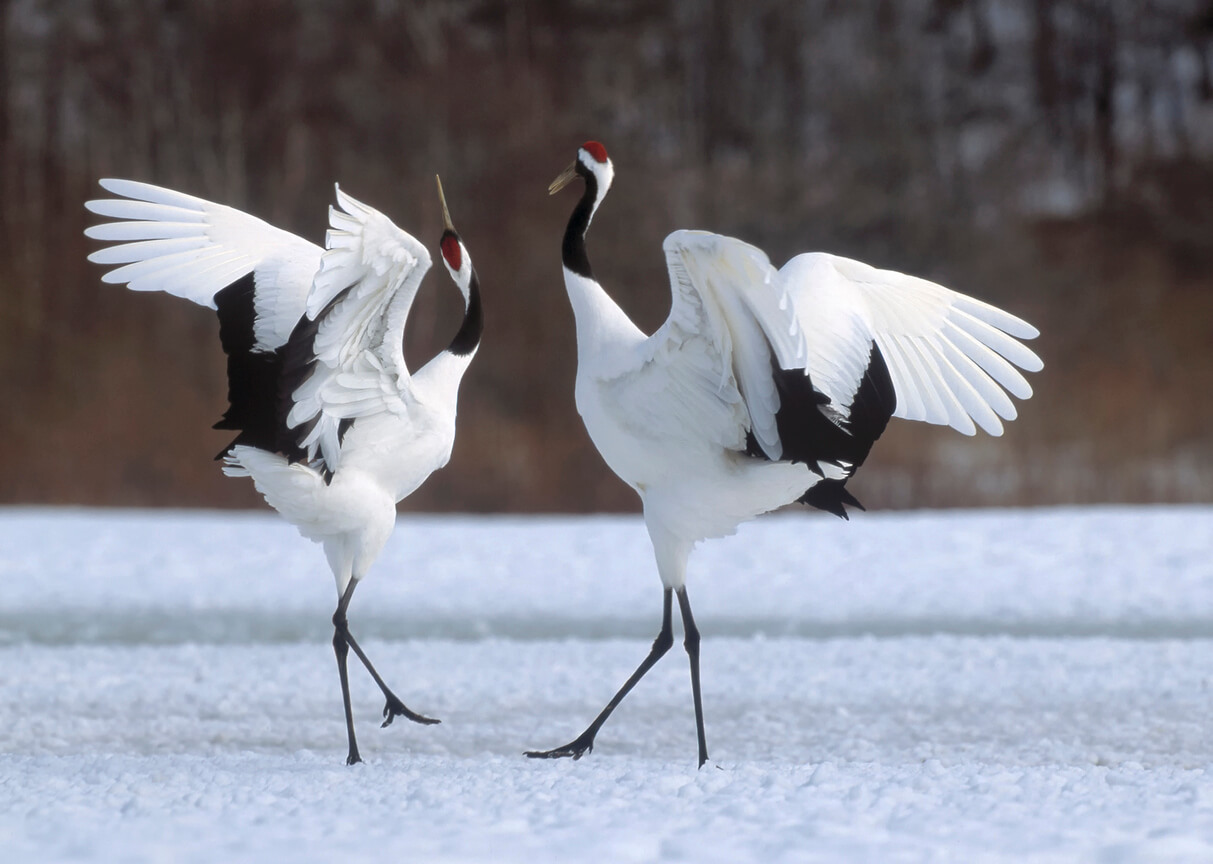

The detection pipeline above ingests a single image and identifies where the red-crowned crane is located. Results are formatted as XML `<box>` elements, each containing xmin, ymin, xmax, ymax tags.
<box><xmin>85</xmin><ymin>176</ymin><xmax>483</xmax><ymax>764</ymax></box>
<box><xmin>527</xmin><ymin>141</ymin><xmax>1042</xmax><ymax>768</ymax></box>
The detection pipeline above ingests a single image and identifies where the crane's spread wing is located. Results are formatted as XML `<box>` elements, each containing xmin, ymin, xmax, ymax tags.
<box><xmin>283</xmin><ymin>186</ymin><xmax>432</xmax><ymax>473</ymax></box>
<box><xmin>779</xmin><ymin>252</ymin><xmax>1043</xmax><ymax>437</ymax></box>
<box><xmin>84</xmin><ymin>179</ymin><xmax>322</xmax><ymax>351</ymax></box>
<box><xmin>598</xmin><ymin>230</ymin><xmax>806</xmax><ymax>456</ymax></box>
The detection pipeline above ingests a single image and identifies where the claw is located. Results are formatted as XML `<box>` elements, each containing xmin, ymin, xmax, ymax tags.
<box><xmin>382</xmin><ymin>695</ymin><xmax>440</xmax><ymax>728</ymax></box>
<box><xmin>525</xmin><ymin>738</ymin><xmax>594</xmax><ymax>760</ymax></box>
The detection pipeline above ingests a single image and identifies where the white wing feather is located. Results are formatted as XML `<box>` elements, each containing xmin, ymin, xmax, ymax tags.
<box><xmin>285</xmin><ymin>186</ymin><xmax>432</xmax><ymax>472</ymax></box>
<box><xmin>84</xmin><ymin>178</ymin><xmax>322</xmax><ymax>350</ymax></box>
<box><xmin>598</xmin><ymin>230</ymin><xmax>809</xmax><ymax>458</ymax></box>
<box><xmin>663</xmin><ymin>231</ymin><xmax>809</xmax><ymax>458</ymax></box>
<box><xmin>779</xmin><ymin>252</ymin><xmax>1042</xmax><ymax>437</ymax></box>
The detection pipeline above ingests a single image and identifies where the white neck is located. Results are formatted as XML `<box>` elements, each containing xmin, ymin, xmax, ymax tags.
<box><xmin>412</xmin><ymin>347</ymin><xmax>476</xmax><ymax>411</ymax></box>
<box><xmin>562</xmin><ymin>267</ymin><xmax>644</xmax><ymax>360</ymax></box>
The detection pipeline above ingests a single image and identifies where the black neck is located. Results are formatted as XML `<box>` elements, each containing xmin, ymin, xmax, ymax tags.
<box><xmin>561</xmin><ymin>165</ymin><xmax>598</xmax><ymax>279</ymax></box>
<box><xmin>447</xmin><ymin>271</ymin><xmax>482</xmax><ymax>357</ymax></box>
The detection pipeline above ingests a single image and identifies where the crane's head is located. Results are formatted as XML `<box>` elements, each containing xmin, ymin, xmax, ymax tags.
<box><xmin>435</xmin><ymin>175</ymin><xmax>482</xmax><ymax>357</ymax></box>
<box><xmin>435</xmin><ymin>175</ymin><xmax>473</xmax><ymax>294</ymax></box>
<box><xmin>549</xmin><ymin>140</ymin><xmax>614</xmax><ymax>204</ymax></box>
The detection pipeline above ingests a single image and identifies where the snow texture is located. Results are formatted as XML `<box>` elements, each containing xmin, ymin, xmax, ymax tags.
<box><xmin>2</xmin><ymin>505</ymin><xmax>1213</xmax><ymax>863</ymax></box>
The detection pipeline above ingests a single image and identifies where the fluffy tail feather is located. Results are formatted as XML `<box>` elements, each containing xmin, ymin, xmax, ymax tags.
<box><xmin>222</xmin><ymin>445</ymin><xmax>330</xmax><ymax>543</ymax></box>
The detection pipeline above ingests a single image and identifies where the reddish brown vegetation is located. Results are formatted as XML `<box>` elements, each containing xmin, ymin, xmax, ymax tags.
<box><xmin>2</xmin><ymin>1</ymin><xmax>1211</xmax><ymax>511</ymax></box>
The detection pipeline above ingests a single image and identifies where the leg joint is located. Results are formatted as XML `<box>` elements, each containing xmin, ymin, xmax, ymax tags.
<box><xmin>675</xmin><ymin>587</ymin><xmax>701</xmax><ymax>656</ymax></box>
<box><xmin>683</xmin><ymin>626</ymin><xmax>700</xmax><ymax>656</ymax></box>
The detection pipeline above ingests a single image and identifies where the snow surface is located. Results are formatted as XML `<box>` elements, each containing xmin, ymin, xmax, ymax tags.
<box><xmin>3</xmin><ymin>505</ymin><xmax>1213</xmax><ymax>863</ymax></box>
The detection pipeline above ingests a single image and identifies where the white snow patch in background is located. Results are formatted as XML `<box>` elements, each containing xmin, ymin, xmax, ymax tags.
<box><xmin>2</xmin><ymin>505</ymin><xmax>1213</xmax><ymax>862</ymax></box>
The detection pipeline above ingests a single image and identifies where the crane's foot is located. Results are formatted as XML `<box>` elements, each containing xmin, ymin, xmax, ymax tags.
<box><xmin>382</xmin><ymin>694</ymin><xmax>440</xmax><ymax>728</ymax></box>
<box><xmin>346</xmin><ymin>745</ymin><xmax>363</xmax><ymax>766</ymax></box>
<box><xmin>524</xmin><ymin>733</ymin><xmax>595</xmax><ymax>761</ymax></box>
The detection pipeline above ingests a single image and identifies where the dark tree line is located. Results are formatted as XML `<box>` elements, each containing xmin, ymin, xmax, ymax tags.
<box><xmin>2</xmin><ymin>0</ymin><xmax>1212</xmax><ymax>511</ymax></box>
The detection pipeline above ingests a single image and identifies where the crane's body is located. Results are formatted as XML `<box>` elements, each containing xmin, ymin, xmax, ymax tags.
<box><xmin>86</xmin><ymin>177</ymin><xmax>482</xmax><ymax>764</ymax></box>
<box><xmin>226</xmin><ymin>356</ymin><xmax>470</xmax><ymax>590</ymax></box>
<box><xmin>528</xmin><ymin>141</ymin><xmax>1042</xmax><ymax>767</ymax></box>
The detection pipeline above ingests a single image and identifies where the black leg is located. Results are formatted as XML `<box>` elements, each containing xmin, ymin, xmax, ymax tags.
<box><xmin>332</xmin><ymin>580</ymin><xmax>439</xmax><ymax>744</ymax></box>
<box><xmin>676</xmin><ymin>586</ymin><xmax>709</xmax><ymax>768</ymax></box>
<box><xmin>526</xmin><ymin>588</ymin><xmax>674</xmax><ymax>761</ymax></box>
<box><xmin>333</xmin><ymin>624</ymin><xmax>361</xmax><ymax>765</ymax></box>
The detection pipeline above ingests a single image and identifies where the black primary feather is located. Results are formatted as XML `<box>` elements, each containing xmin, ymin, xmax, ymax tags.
<box><xmin>212</xmin><ymin>274</ymin><xmax>307</xmax><ymax>463</ymax></box>
<box><xmin>745</xmin><ymin>341</ymin><xmax>896</xmax><ymax>518</ymax></box>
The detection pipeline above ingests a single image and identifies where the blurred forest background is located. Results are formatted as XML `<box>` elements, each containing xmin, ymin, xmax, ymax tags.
<box><xmin>1</xmin><ymin>0</ymin><xmax>1211</xmax><ymax>513</ymax></box>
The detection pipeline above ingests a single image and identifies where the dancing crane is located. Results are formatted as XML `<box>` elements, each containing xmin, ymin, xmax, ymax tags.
<box><xmin>527</xmin><ymin>141</ymin><xmax>1041</xmax><ymax>767</ymax></box>
<box><xmin>85</xmin><ymin>176</ymin><xmax>483</xmax><ymax>764</ymax></box>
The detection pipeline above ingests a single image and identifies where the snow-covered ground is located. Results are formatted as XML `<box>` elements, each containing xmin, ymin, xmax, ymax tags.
<box><xmin>2</xmin><ymin>505</ymin><xmax>1212</xmax><ymax>863</ymax></box>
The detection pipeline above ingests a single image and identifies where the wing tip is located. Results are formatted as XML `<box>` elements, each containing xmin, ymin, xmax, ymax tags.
<box><xmin>95</xmin><ymin>177</ymin><xmax>158</xmax><ymax>200</ymax></box>
<box><xmin>1019</xmin><ymin>350</ymin><xmax>1045</xmax><ymax>373</ymax></box>
<box><xmin>973</xmin><ymin>415</ymin><xmax>1003</xmax><ymax>437</ymax></box>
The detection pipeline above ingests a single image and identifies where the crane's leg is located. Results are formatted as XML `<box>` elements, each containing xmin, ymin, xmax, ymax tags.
<box><xmin>525</xmin><ymin>588</ymin><xmax>674</xmax><ymax>761</ymax></box>
<box><xmin>333</xmin><ymin>620</ymin><xmax>361</xmax><ymax>765</ymax></box>
<box><xmin>332</xmin><ymin>580</ymin><xmax>440</xmax><ymax>740</ymax></box>
<box><xmin>676</xmin><ymin>586</ymin><xmax>709</xmax><ymax>768</ymax></box>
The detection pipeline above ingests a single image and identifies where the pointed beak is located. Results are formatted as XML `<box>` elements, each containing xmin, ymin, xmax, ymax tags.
<box><xmin>549</xmin><ymin>161</ymin><xmax>579</xmax><ymax>195</ymax></box>
<box><xmin>436</xmin><ymin>174</ymin><xmax>455</xmax><ymax>231</ymax></box>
